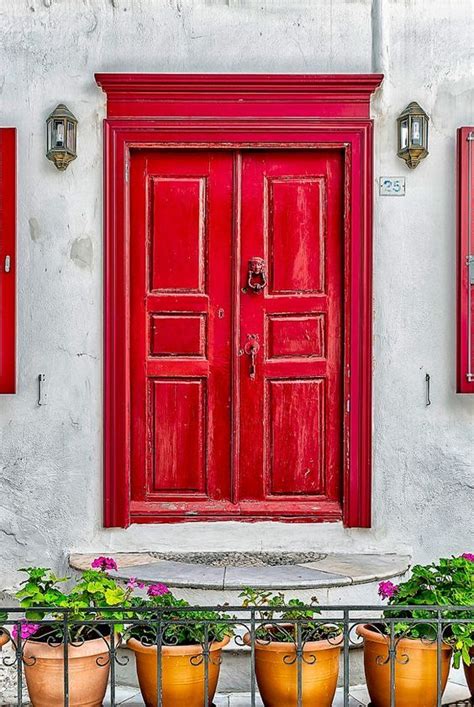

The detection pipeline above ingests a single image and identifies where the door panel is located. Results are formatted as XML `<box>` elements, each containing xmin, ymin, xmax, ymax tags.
<box><xmin>130</xmin><ymin>151</ymin><xmax>233</xmax><ymax>508</ymax></box>
<box><xmin>238</xmin><ymin>151</ymin><xmax>343</xmax><ymax>507</ymax></box>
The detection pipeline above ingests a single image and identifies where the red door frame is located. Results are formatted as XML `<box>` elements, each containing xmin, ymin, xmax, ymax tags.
<box><xmin>95</xmin><ymin>73</ymin><xmax>383</xmax><ymax>528</ymax></box>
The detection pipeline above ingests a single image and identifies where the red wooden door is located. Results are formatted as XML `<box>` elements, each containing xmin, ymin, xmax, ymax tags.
<box><xmin>129</xmin><ymin>149</ymin><xmax>343</xmax><ymax>520</ymax></box>
<box><xmin>237</xmin><ymin>151</ymin><xmax>343</xmax><ymax>517</ymax></box>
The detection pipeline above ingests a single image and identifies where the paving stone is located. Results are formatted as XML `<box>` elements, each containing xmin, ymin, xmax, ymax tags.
<box><xmin>300</xmin><ymin>553</ymin><xmax>411</xmax><ymax>584</ymax></box>
<box><xmin>69</xmin><ymin>553</ymin><xmax>156</xmax><ymax>572</ymax></box>
<box><xmin>117</xmin><ymin>560</ymin><xmax>226</xmax><ymax>589</ymax></box>
<box><xmin>104</xmin><ymin>685</ymin><xmax>142</xmax><ymax>705</ymax></box>
<box><xmin>223</xmin><ymin>564</ymin><xmax>350</xmax><ymax>589</ymax></box>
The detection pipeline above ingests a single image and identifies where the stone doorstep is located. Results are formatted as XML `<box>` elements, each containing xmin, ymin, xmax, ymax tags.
<box><xmin>69</xmin><ymin>552</ymin><xmax>411</xmax><ymax>590</ymax></box>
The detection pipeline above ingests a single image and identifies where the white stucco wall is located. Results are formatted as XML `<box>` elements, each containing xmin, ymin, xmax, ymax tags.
<box><xmin>0</xmin><ymin>0</ymin><xmax>473</xmax><ymax>591</ymax></box>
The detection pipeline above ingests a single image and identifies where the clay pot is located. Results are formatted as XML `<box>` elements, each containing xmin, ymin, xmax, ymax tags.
<box><xmin>23</xmin><ymin>634</ymin><xmax>111</xmax><ymax>707</ymax></box>
<box><xmin>0</xmin><ymin>628</ymin><xmax>10</xmax><ymax>649</ymax></box>
<box><xmin>357</xmin><ymin>624</ymin><xmax>452</xmax><ymax>707</ymax></box>
<box><xmin>463</xmin><ymin>649</ymin><xmax>474</xmax><ymax>696</ymax></box>
<box><xmin>128</xmin><ymin>635</ymin><xmax>230</xmax><ymax>707</ymax></box>
<box><xmin>243</xmin><ymin>628</ymin><xmax>342</xmax><ymax>707</ymax></box>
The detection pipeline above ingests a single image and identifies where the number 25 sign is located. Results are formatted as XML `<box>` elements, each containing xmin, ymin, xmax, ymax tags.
<box><xmin>379</xmin><ymin>177</ymin><xmax>406</xmax><ymax>196</ymax></box>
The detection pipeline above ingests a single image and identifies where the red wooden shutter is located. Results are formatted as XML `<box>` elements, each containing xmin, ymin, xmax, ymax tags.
<box><xmin>457</xmin><ymin>128</ymin><xmax>474</xmax><ymax>393</ymax></box>
<box><xmin>0</xmin><ymin>128</ymin><xmax>16</xmax><ymax>394</ymax></box>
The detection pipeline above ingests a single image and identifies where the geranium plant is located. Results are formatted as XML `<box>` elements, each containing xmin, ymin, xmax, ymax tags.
<box><xmin>127</xmin><ymin>583</ymin><xmax>234</xmax><ymax>646</ymax></box>
<box><xmin>240</xmin><ymin>587</ymin><xmax>340</xmax><ymax>643</ymax></box>
<box><xmin>378</xmin><ymin>555</ymin><xmax>474</xmax><ymax>667</ymax></box>
<box><xmin>14</xmin><ymin>556</ymin><xmax>133</xmax><ymax>643</ymax></box>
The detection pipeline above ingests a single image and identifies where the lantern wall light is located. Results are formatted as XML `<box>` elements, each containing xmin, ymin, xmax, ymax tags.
<box><xmin>46</xmin><ymin>104</ymin><xmax>77</xmax><ymax>171</ymax></box>
<box><xmin>397</xmin><ymin>101</ymin><xmax>429</xmax><ymax>169</ymax></box>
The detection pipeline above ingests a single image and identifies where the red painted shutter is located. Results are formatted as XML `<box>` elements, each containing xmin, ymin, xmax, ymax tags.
<box><xmin>0</xmin><ymin>128</ymin><xmax>16</xmax><ymax>394</ymax></box>
<box><xmin>457</xmin><ymin>128</ymin><xmax>474</xmax><ymax>393</ymax></box>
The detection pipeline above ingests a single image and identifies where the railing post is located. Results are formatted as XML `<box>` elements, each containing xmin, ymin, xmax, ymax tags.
<box><xmin>156</xmin><ymin>615</ymin><xmax>163</xmax><ymax>707</ymax></box>
<box><xmin>203</xmin><ymin>622</ymin><xmax>209</xmax><ymax>707</ymax></box>
<box><xmin>436</xmin><ymin>610</ymin><xmax>442</xmax><ymax>707</ymax></box>
<box><xmin>343</xmin><ymin>609</ymin><xmax>350</xmax><ymax>707</ymax></box>
<box><xmin>63</xmin><ymin>611</ymin><xmax>69</xmax><ymax>707</ymax></box>
<box><xmin>389</xmin><ymin>620</ymin><xmax>396</xmax><ymax>707</ymax></box>
<box><xmin>15</xmin><ymin>620</ymin><xmax>23</xmax><ymax>707</ymax></box>
<box><xmin>250</xmin><ymin>608</ymin><xmax>256</xmax><ymax>707</ymax></box>
<box><xmin>110</xmin><ymin>622</ymin><xmax>116</xmax><ymax>707</ymax></box>
<box><xmin>296</xmin><ymin>620</ymin><xmax>303</xmax><ymax>707</ymax></box>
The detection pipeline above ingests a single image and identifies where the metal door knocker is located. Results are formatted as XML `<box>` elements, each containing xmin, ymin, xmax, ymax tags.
<box><xmin>243</xmin><ymin>257</ymin><xmax>267</xmax><ymax>293</ymax></box>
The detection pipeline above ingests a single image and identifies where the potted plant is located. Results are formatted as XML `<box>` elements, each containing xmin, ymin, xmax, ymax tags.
<box><xmin>460</xmin><ymin>553</ymin><xmax>474</xmax><ymax>696</ymax></box>
<box><xmin>357</xmin><ymin>555</ymin><xmax>474</xmax><ymax>707</ymax></box>
<box><xmin>14</xmin><ymin>556</ymin><xmax>133</xmax><ymax>707</ymax></box>
<box><xmin>126</xmin><ymin>583</ymin><xmax>233</xmax><ymax>707</ymax></box>
<box><xmin>240</xmin><ymin>588</ymin><xmax>342</xmax><ymax>707</ymax></box>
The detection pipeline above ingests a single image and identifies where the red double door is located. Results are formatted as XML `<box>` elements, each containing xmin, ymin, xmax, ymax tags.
<box><xmin>130</xmin><ymin>149</ymin><xmax>344</xmax><ymax>521</ymax></box>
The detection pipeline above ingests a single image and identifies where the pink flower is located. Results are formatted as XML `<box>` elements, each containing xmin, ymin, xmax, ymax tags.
<box><xmin>147</xmin><ymin>583</ymin><xmax>170</xmax><ymax>597</ymax></box>
<box><xmin>91</xmin><ymin>556</ymin><xmax>118</xmax><ymax>572</ymax></box>
<box><xmin>462</xmin><ymin>553</ymin><xmax>474</xmax><ymax>562</ymax></box>
<box><xmin>126</xmin><ymin>577</ymin><xmax>145</xmax><ymax>590</ymax></box>
<box><xmin>11</xmin><ymin>621</ymin><xmax>40</xmax><ymax>641</ymax></box>
<box><xmin>378</xmin><ymin>580</ymin><xmax>399</xmax><ymax>600</ymax></box>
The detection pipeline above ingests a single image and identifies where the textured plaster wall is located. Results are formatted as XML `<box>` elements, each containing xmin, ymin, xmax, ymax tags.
<box><xmin>0</xmin><ymin>0</ymin><xmax>472</xmax><ymax>591</ymax></box>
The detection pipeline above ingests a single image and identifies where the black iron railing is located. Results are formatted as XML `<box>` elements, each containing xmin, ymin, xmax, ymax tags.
<box><xmin>0</xmin><ymin>604</ymin><xmax>473</xmax><ymax>706</ymax></box>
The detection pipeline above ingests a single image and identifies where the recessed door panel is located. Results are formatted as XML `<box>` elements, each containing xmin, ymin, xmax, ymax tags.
<box><xmin>238</xmin><ymin>151</ymin><xmax>343</xmax><ymax>505</ymax></box>
<box><xmin>130</xmin><ymin>151</ymin><xmax>232</xmax><ymax>506</ymax></box>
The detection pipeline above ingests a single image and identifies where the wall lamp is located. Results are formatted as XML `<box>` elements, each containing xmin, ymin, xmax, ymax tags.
<box><xmin>46</xmin><ymin>104</ymin><xmax>77</xmax><ymax>171</ymax></box>
<box><xmin>397</xmin><ymin>101</ymin><xmax>429</xmax><ymax>169</ymax></box>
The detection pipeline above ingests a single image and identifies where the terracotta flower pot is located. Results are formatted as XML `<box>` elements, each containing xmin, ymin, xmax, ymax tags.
<box><xmin>0</xmin><ymin>628</ymin><xmax>9</xmax><ymax>649</ymax></box>
<box><xmin>463</xmin><ymin>648</ymin><xmax>474</xmax><ymax>696</ymax></box>
<box><xmin>128</xmin><ymin>635</ymin><xmax>230</xmax><ymax>707</ymax></box>
<box><xmin>243</xmin><ymin>628</ymin><xmax>342</xmax><ymax>707</ymax></box>
<box><xmin>357</xmin><ymin>624</ymin><xmax>452</xmax><ymax>707</ymax></box>
<box><xmin>23</xmin><ymin>634</ymin><xmax>111</xmax><ymax>707</ymax></box>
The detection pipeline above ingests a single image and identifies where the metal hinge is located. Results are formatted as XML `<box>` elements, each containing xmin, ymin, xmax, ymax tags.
<box><xmin>467</xmin><ymin>132</ymin><xmax>474</xmax><ymax>141</ymax></box>
<box><xmin>468</xmin><ymin>255</ymin><xmax>474</xmax><ymax>285</ymax></box>
<box><xmin>4</xmin><ymin>255</ymin><xmax>10</xmax><ymax>273</ymax></box>
<box><xmin>125</xmin><ymin>161</ymin><xmax>130</xmax><ymax>183</ymax></box>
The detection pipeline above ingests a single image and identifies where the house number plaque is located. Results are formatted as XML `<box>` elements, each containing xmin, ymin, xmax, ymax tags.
<box><xmin>379</xmin><ymin>177</ymin><xmax>406</xmax><ymax>196</ymax></box>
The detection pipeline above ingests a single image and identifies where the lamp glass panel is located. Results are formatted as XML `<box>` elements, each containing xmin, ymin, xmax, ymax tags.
<box><xmin>66</xmin><ymin>121</ymin><xmax>76</xmax><ymax>152</ymax></box>
<box><xmin>400</xmin><ymin>119</ymin><xmax>409</xmax><ymax>149</ymax></box>
<box><xmin>47</xmin><ymin>120</ymin><xmax>54</xmax><ymax>151</ymax></box>
<box><xmin>411</xmin><ymin>118</ymin><xmax>423</xmax><ymax>146</ymax></box>
<box><xmin>54</xmin><ymin>119</ymin><xmax>65</xmax><ymax>148</ymax></box>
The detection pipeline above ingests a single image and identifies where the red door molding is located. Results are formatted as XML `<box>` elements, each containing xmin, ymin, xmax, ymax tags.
<box><xmin>95</xmin><ymin>73</ymin><xmax>383</xmax><ymax>528</ymax></box>
<box><xmin>457</xmin><ymin>127</ymin><xmax>474</xmax><ymax>393</ymax></box>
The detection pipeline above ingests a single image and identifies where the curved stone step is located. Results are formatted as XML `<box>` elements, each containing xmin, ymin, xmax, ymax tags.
<box><xmin>70</xmin><ymin>551</ymin><xmax>410</xmax><ymax>605</ymax></box>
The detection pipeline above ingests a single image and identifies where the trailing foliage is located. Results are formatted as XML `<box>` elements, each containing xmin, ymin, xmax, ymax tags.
<box><xmin>378</xmin><ymin>555</ymin><xmax>474</xmax><ymax>668</ymax></box>
<box><xmin>240</xmin><ymin>587</ymin><xmax>340</xmax><ymax>643</ymax></box>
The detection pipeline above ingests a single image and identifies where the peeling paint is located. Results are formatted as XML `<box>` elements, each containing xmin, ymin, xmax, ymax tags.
<box><xmin>70</xmin><ymin>236</ymin><xmax>93</xmax><ymax>270</ymax></box>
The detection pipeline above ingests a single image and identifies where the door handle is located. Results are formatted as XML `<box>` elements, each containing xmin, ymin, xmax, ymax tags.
<box><xmin>244</xmin><ymin>334</ymin><xmax>260</xmax><ymax>380</ymax></box>
<box><xmin>244</xmin><ymin>257</ymin><xmax>267</xmax><ymax>293</ymax></box>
